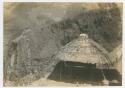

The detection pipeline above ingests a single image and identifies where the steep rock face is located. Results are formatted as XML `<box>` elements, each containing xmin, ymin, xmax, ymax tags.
<box><xmin>8</xmin><ymin>28</ymin><xmax>59</xmax><ymax>80</ymax></box>
<box><xmin>8</xmin><ymin>23</ymin><xmax>81</xmax><ymax>81</ymax></box>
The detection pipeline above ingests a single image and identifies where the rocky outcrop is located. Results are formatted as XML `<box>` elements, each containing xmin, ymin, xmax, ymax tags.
<box><xmin>8</xmin><ymin>28</ymin><xmax>60</xmax><ymax>80</ymax></box>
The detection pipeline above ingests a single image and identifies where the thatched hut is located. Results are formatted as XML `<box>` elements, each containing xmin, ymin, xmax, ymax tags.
<box><xmin>55</xmin><ymin>33</ymin><xmax>114</xmax><ymax>85</ymax></box>
<box><xmin>56</xmin><ymin>33</ymin><xmax>112</xmax><ymax>69</ymax></box>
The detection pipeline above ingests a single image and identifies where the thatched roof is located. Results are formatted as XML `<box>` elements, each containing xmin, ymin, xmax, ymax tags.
<box><xmin>109</xmin><ymin>44</ymin><xmax>122</xmax><ymax>74</ymax></box>
<box><xmin>109</xmin><ymin>44</ymin><xmax>122</xmax><ymax>63</ymax></box>
<box><xmin>57</xmin><ymin>34</ymin><xmax>112</xmax><ymax>66</ymax></box>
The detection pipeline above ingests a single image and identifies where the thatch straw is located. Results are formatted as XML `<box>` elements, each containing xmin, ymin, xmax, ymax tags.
<box><xmin>57</xmin><ymin>33</ymin><xmax>112</xmax><ymax>68</ymax></box>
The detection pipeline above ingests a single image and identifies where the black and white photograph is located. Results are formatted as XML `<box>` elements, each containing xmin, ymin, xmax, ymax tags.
<box><xmin>3</xmin><ymin>2</ymin><xmax>123</xmax><ymax>87</ymax></box>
